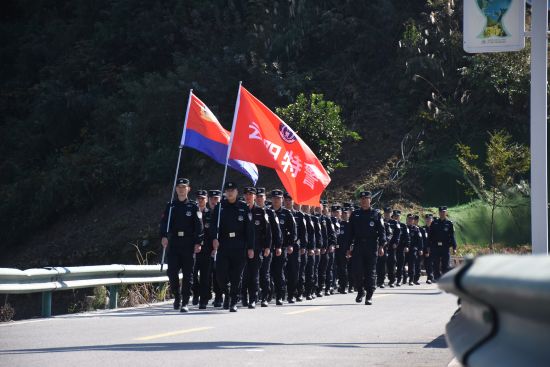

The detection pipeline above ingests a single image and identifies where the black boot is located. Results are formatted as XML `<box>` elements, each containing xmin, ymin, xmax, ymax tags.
<box><xmin>173</xmin><ymin>296</ymin><xmax>181</xmax><ymax>310</ymax></box>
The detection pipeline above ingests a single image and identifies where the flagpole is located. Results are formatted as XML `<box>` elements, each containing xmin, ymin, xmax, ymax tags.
<box><xmin>214</xmin><ymin>81</ymin><xmax>242</xmax><ymax>249</ymax></box>
<box><xmin>161</xmin><ymin>89</ymin><xmax>194</xmax><ymax>271</ymax></box>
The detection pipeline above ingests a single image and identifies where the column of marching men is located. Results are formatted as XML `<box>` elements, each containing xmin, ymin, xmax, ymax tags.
<box><xmin>160</xmin><ymin>178</ymin><xmax>457</xmax><ymax>312</ymax></box>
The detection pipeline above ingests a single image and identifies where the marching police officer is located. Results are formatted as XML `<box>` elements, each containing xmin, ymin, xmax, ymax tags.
<box><xmin>255</xmin><ymin>187</ymin><xmax>282</xmax><ymax>307</ymax></box>
<box><xmin>347</xmin><ymin>191</ymin><xmax>386</xmax><ymax>305</ymax></box>
<box><xmin>270</xmin><ymin>189</ymin><xmax>297</xmax><ymax>305</ymax></box>
<box><xmin>385</xmin><ymin>208</ymin><xmax>401</xmax><ymax>288</ymax></box>
<box><xmin>315</xmin><ymin>202</ymin><xmax>336</xmax><ymax>297</ymax></box>
<box><xmin>422</xmin><ymin>214</ymin><xmax>434</xmax><ymax>284</ymax></box>
<box><xmin>376</xmin><ymin>207</ymin><xmax>393</xmax><ymax>288</ymax></box>
<box><xmin>322</xmin><ymin>203</ymin><xmax>337</xmax><ymax>296</ymax></box>
<box><xmin>211</xmin><ymin>182</ymin><xmax>254</xmax><ymax>312</ymax></box>
<box><xmin>430</xmin><ymin>206</ymin><xmax>457</xmax><ymax>280</ymax></box>
<box><xmin>333</xmin><ymin>205</ymin><xmax>349</xmax><ymax>294</ymax></box>
<box><xmin>284</xmin><ymin>193</ymin><xmax>306</xmax><ymax>303</ymax></box>
<box><xmin>405</xmin><ymin>214</ymin><xmax>423</xmax><ymax>286</ymax></box>
<box><xmin>310</xmin><ymin>206</ymin><xmax>324</xmax><ymax>298</ymax></box>
<box><xmin>413</xmin><ymin>214</ymin><xmax>426</xmax><ymax>284</ymax></box>
<box><xmin>241</xmin><ymin>187</ymin><xmax>271</xmax><ymax>309</ymax></box>
<box><xmin>393</xmin><ymin>210</ymin><xmax>410</xmax><ymax>287</ymax></box>
<box><xmin>303</xmin><ymin>204</ymin><xmax>319</xmax><ymax>300</ymax></box>
<box><xmin>160</xmin><ymin>178</ymin><xmax>204</xmax><ymax>313</ymax></box>
<box><xmin>192</xmin><ymin>189</ymin><xmax>216</xmax><ymax>309</ymax></box>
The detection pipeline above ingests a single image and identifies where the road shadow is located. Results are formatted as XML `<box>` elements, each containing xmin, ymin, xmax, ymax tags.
<box><xmin>0</xmin><ymin>340</ymin><xmax>439</xmax><ymax>354</ymax></box>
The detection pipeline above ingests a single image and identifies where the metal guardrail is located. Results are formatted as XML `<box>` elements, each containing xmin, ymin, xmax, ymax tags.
<box><xmin>0</xmin><ymin>265</ymin><xmax>173</xmax><ymax>317</ymax></box>
<box><xmin>439</xmin><ymin>255</ymin><xmax>550</xmax><ymax>367</ymax></box>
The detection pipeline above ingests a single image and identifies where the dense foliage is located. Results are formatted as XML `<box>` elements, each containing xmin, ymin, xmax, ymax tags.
<box><xmin>0</xmin><ymin>0</ymin><xmax>535</xmax><ymax>247</ymax></box>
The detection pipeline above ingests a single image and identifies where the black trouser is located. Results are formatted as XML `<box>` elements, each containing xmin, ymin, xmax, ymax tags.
<box><xmin>396</xmin><ymin>249</ymin><xmax>406</xmax><ymax>283</ymax></box>
<box><xmin>313</xmin><ymin>254</ymin><xmax>320</xmax><ymax>293</ymax></box>
<box><xmin>215</xmin><ymin>247</ymin><xmax>246</xmax><ymax>304</ymax></box>
<box><xmin>297</xmin><ymin>252</ymin><xmax>307</xmax><ymax>297</ymax></box>
<box><xmin>376</xmin><ymin>251</ymin><xmax>387</xmax><ymax>286</ymax></box>
<box><xmin>286</xmin><ymin>248</ymin><xmax>300</xmax><ymax>299</ymax></box>
<box><xmin>336</xmin><ymin>248</ymin><xmax>348</xmax><ymax>290</ymax></box>
<box><xmin>271</xmin><ymin>253</ymin><xmax>286</xmax><ymax>300</ymax></box>
<box><xmin>424</xmin><ymin>252</ymin><xmax>434</xmax><ymax>281</ymax></box>
<box><xmin>347</xmin><ymin>259</ymin><xmax>353</xmax><ymax>289</ymax></box>
<box><xmin>326</xmin><ymin>251</ymin><xmax>335</xmax><ymax>291</ymax></box>
<box><xmin>318</xmin><ymin>252</ymin><xmax>328</xmax><ymax>293</ymax></box>
<box><xmin>406</xmin><ymin>249</ymin><xmax>417</xmax><ymax>281</ymax></box>
<box><xmin>243</xmin><ymin>252</ymin><xmax>262</xmax><ymax>303</ymax></box>
<box><xmin>212</xmin><ymin>260</ymin><xmax>223</xmax><ymax>303</ymax></box>
<box><xmin>192</xmin><ymin>251</ymin><xmax>213</xmax><ymax>304</ymax></box>
<box><xmin>386</xmin><ymin>248</ymin><xmax>397</xmax><ymax>284</ymax></box>
<box><xmin>433</xmin><ymin>247</ymin><xmax>451</xmax><ymax>280</ymax></box>
<box><xmin>167</xmin><ymin>242</ymin><xmax>195</xmax><ymax>305</ymax></box>
<box><xmin>260</xmin><ymin>253</ymin><xmax>272</xmax><ymax>301</ymax></box>
<box><xmin>414</xmin><ymin>251</ymin><xmax>423</xmax><ymax>282</ymax></box>
<box><xmin>305</xmin><ymin>252</ymin><xmax>316</xmax><ymax>296</ymax></box>
<box><xmin>351</xmin><ymin>248</ymin><xmax>378</xmax><ymax>297</ymax></box>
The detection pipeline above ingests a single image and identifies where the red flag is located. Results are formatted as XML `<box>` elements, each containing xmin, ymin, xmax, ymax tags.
<box><xmin>229</xmin><ymin>86</ymin><xmax>331</xmax><ymax>205</ymax></box>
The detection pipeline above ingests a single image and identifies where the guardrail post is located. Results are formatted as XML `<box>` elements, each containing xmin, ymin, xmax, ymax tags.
<box><xmin>109</xmin><ymin>285</ymin><xmax>118</xmax><ymax>309</ymax></box>
<box><xmin>41</xmin><ymin>291</ymin><xmax>52</xmax><ymax>317</ymax></box>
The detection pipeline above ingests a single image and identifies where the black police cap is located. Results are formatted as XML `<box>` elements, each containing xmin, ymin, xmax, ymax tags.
<box><xmin>255</xmin><ymin>187</ymin><xmax>266</xmax><ymax>195</ymax></box>
<box><xmin>224</xmin><ymin>181</ymin><xmax>237</xmax><ymax>190</ymax></box>
<box><xmin>384</xmin><ymin>206</ymin><xmax>392</xmax><ymax>213</ymax></box>
<box><xmin>439</xmin><ymin>206</ymin><xmax>448</xmax><ymax>212</ymax></box>
<box><xmin>343</xmin><ymin>203</ymin><xmax>352</xmax><ymax>209</ymax></box>
<box><xmin>425</xmin><ymin>213</ymin><xmax>433</xmax><ymax>219</ymax></box>
<box><xmin>331</xmin><ymin>205</ymin><xmax>341</xmax><ymax>212</ymax></box>
<box><xmin>284</xmin><ymin>192</ymin><xmax>293</xmax><ymax>199</ymax></box>
<box><xmin>196</xmin><ymin>190</ymin><xmax>207</xmax><ymax>198</ymax></box>
<box><xmin>407</xmin><ymin>213</ymin><xmax>414</xmax><ymax>218</ymax></box>
<box><xmin>392</xmin><ymin>210</ymin><xmax>402</xmax><ymax>216</ymax></box>
<box><xmin>244</xmin><ymin>187</ymin><xmax>257</xmax><ymax>194</ymax></box>
<box><xmin>413</xmin><ymin>214</ymin><xmax>420</xmax><ymax>220</ymax></box>
<box><xmin>208</xmin><ymin>190</ymin><xmax>221</xmax><ymax>197</ymax></box>
<box><xmin>271</xmin><ymin>189</ymin><xmax>283</xmax><ymax>197</ymax></box>
<box><xmin>359</xmin><ymin>191</ymin><xmax>372</xmax><ymax>198</ymax></box>
<box><xmin>176</xmin><ymin>178</ymin><xmax>190</xmax><ymax>186</ymax></box>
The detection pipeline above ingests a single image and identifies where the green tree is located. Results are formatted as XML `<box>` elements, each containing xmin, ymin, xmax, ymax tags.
<box><xmin>275</xmin><ymin>93</ymin><xmax>360</xmax><ymax>173</ymax></box>
<box><xmin>456</xmin><ymin>130</ymin><xmax>530</xmax><ymax>248</ymax></box>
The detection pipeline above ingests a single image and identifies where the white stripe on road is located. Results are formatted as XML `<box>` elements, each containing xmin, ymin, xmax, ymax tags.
<box><xmin>284</xmin><ymin>307</ymin><xmax>326</xmax><ymax>315</ymax></box>
<box><xmin>134</xmin><ymin>326</ymin><xmax>214</xmax><ymax>341</ymax></box>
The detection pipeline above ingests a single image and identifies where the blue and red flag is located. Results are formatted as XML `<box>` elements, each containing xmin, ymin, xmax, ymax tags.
<box><xmin>181</xmin><ymin>93</ymin><xmax>258</xmax><ymax>184</ymax></box>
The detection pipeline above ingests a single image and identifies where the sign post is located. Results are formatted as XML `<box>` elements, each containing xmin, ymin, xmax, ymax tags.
<box><xmin>464</xmin><ymin>0</ymin><xmax>548</xmax><ymax>254</ymax></box>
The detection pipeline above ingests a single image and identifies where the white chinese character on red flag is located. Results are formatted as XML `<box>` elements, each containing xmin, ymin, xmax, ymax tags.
<box><xmin>303</xmin><ymin>164</ymin><xmax>320</xmax><ymax>189</ymax></box>
<box><xmin>281</xmin><ymin>150</ymin><xmax>302</xmax><ymax>178</ymax></box>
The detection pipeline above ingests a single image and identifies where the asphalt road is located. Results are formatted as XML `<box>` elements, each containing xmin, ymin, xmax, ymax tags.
<box><xmin>1</xmin><ymin>283</ymin><xmax>457</xmax><ymax>367</ymax></box>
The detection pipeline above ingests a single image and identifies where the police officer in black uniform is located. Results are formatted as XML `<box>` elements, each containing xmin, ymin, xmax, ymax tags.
<box><xmin>160</xmin><ymin>178</ymin><xmax>204</xmax><ymax>312</ymax></box>
<box><xmin>241</xmin><ymin>187</ymin><xmax>271</xmax><ymax>309</ymax></box>
<box><xmin>422</xmin><ymin>213</ymin><xmax>434</xmax><ymax>284</ymax></box>
<box><xmin>284</xmin><ymin>193</ymin><xmax>306</xmax><ymax>303</ymax></box>
<box><xmin>322</xmin><ymin>203</ymin><xmax>337</xmax><ymax>296</ymax></box>
<box><xmin>347</xmin><ymin>191</ymin><xmax>386</xmax><ymax>305</ymax></box>
<box><xmin>302</xmin><ymin>204</ymin><xmax>318</xmax><ymax>300</ymax></box>
<box><xmin>294</xmin><ymin>203</ymin><xmax>309</xmax><ymax>302</ymax></box>
<box><xmin>376</xmin><ymin>207</ymin><xmax>393</xmax><ymax>288</ymax></box>
<box><xmin>405</xmin><ymin>214</ymin><xmax>423</xmax><ymax>286</ymax></box>
<box><xmin>270</xmin><ymin>189</ymin><xmax>297</xmax><ymax>305</ymax></box>
<box><xmin>192</xmin><ymin>189</ymin><xmax>216</xmax><ymax>309</ymax></box>
<box><xmin>255</xmin><ymin>187</ymin><xmax>282</xmax><ymax>307</ymax></box>
<box><xmin>332</xmin><ymin>205</ymin><xmax>347</xmax><ymax>293</ymax></box>
<box><xmin>393</xmin><ymin>210</ymin><xmax>410</xmax><ymax>287</ymax></box>
<box><xmin>430</xmin><ymin>206</ymin><xmax>457</xmax><ymax>280</ymax></box>
<box><xmin>385</xmin><ymin>208</ymin><xmax>401</xmax><ymax>288</ymax></box>
<box><xmin>311</xmin><ymin>206</ymin><xmax>324</xmax><ymax>297</ymax></box>
<box><xmin>211</xmin><ymin>182</ymin><xmax>254</xmax><ymax>312</ymax></box>
<box><xmin>413</xmin><ymin>214</ymin><xmax>426</xmax><ymax>285</ymax></box>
